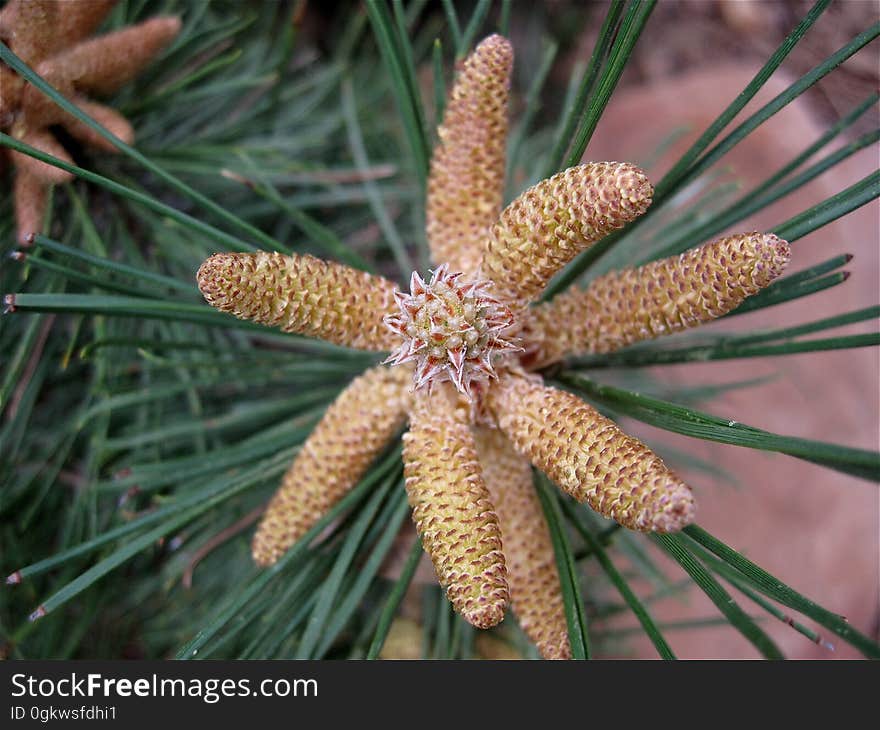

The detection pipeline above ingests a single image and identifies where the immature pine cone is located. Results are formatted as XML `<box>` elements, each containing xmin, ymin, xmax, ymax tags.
<box><xmin>528</xmin><ymin>232</ymin><xmax>791</xmax><ymax>365</ymax></box>
<box><xmin>475</xmin><ymin>427</ymin><xmax>570</xmax><ymax>659</ymax></box>
<box><xmin>403</xmin><ymin>384</ymin><xmax>509</xmax><ymax>628</ymax></box>
<box><xmin>489</xmin><ymin>373</ymin><xmax>695</xmax><ymax>533</ymax></box>
<box><xmin>197</xmin><ymin>252</ymin><xmax>400</xmax><ymax>351</ymax></box>
<box><xmin>252</xmin><ymin>365</ymin><xmax>410</xmax><ymax>566</ymax></box>
<box><xmin>427</xmin><ymin>34</ymin><xmax>512</xmax><ymax>274</ymax></box>
<box><xmin>480</xmin><ymin>162</ymin><xmax>653</xmax><ymax>309</ymax></box>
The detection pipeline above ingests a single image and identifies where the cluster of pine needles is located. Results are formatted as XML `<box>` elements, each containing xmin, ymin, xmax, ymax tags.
<box><xmin>1</xmin><ymin>0</ymin><xmax>878</xmax><ymax>659</ymax></box>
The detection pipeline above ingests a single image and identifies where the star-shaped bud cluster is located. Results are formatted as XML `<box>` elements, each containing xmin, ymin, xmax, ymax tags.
<box><xmin>384</xmin><ymin>264</ymin><xmax>519</xmax><ymax>397</ymax></box>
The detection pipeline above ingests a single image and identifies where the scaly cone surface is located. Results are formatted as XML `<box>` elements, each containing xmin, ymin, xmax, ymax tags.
<box><xmin>403</xmin><ymin>384</ymin><xmax>509</xmax><ymax>629</ymax></box>
<box><xmin>252</xmin><ymin>366</ymin><xmax>411</xmax><ymax>567</ymax></box>
<box><xmin>198</xmin><ymin>251</ymin><xmax>401</xmax><ymax>351</ymax></box>
<box><xmin>475</xmin><ymin>426</ymin><xmax>570</xmax><ymax>659</ymax></box>
<box><xmin>489</xmin><ymin>372</ymin><xmax>695</xmax><ymax>533</ymax></box>
<box><xmin>427</xmin><ymin>34</ymin><xmax>512</xmax><ymax>275</ymax></box>
<box><xmin>480</xmin><ymin>162</ymin><xmax>653</xmax><ymax>310</ymax></box>
<box><xmin>527</xmin><ymin>233</ymin><xmax>791</xmax><ymax>366</ymax></box>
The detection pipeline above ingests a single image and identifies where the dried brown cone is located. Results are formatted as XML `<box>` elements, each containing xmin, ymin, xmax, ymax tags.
<box><xmin>197</xmin><ymin>251</ymin><xmax>401</xmax><ymax>351</ymax></box>
<box><xmin>54</xmin><ymin>0</ymin><xmax>119</xmax><ymax>48</ymax></box>
<box><xmin>0</xmin><ymin>1</ymin><xmax>180</xmax><ymax>243</ymax></box>
<box><xmin>527</xmin><ymin>232</ymin><xmax>792</xmax><ymax>366</ymax></box>
<box><xmin>474</xmin><ymin>427</ymin><xmax>570</xmax><ymax>659</ymax></box>
<box><xmin>0</xmin><ymin>0</ymin><xmax>55</xmax><ymax>67</ymax></box>
<box><xmin>480</xmin><ymin>162</ymin><xmax>653</xmax><ymax>309</ymax></box>
<box><xmin>403</xmin><ymin>384</ymin><xmax>509</xmax><ymax>628</ymax></box>
<box><xmin>427</xmin><ymin>34</ymin><xmax>512</xmax><ymax>274</ymax></box>
<box><xmin>489</xmin><ymin>372</ymin><xmax>695</xmax><ymax>533</ymax></box>
<box><xmin>252</xmin><ymin>365</ymin><xmax>410</xmax><ymax>566</ymax></box>
<box><xmin>33</xmin><ymin>16</ymin><xmax>181</xmax><ymax>99</ymax></box>
<box><xmin>9</xmin><ymin>126</ymin><xmax>74</xmax><ymax>184</ymax></box>
<box><xmin>0</xmin><ymin>64</ymin><xmax>20</xmax><ymax>122</ymax></box>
